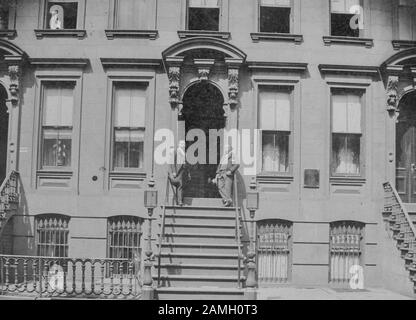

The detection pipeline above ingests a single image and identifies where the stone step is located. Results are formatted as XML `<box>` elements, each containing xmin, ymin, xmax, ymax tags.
<box><xmin>161</xmin><ymin>214</ymin><xmax>237</xmax><ymax>227</ymax></box>
<box><xmin>163</xmin><ymin>223</ymin><xmax>237</xmax><ymax>235</ymax></box>
<box><xmin>157</xmin><ymin>252</ymin><xmax>240</xmax><ymax>266</ymax></box>
<box><xmin>183</xmin><ymin>198</ymin><xmax>225</xmax><ymax>207</ymax></box>
<box><xmin>158</xmin><ymin>242</ymin><xmax>240</xmax><ymax>255</ymax></box>
<box><xmin>162</xmin><ymin>232</ymin><xmax>236</xmax><ymax>245</ymax></box>
<box><xmin>163</xmin><ymin>206</ymin><xmax>238</xmax><ymax>215</ymax></box>
<box><xmin>155</xmin><ymin>274</ymin><xmax>243</xmax><ymax>288</ymax></box>
<box><xmin>155</xmin><ymin>263</ymin><xmax>240</xmax><ymax>277</ymax></box>
<box><xmin>156</xmin><ymin>287</ymin><xmax>245</xmax><ymax>300</ymax></box>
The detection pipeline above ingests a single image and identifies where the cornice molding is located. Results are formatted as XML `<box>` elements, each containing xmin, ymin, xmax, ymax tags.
<box><xmin>177</xmin><ymin>30</ymin><xmax>231</xmax><ymax>41</ymax></box>
<box><xmin>248</xmin><ymin>61</ymin><xmax>308</xmax><ymax>73</ymax></box>
<box><xmin>323</xmin><ymin>36</ymin><xmax>374</xmax><ymax>48</ymax></box>
<box><xmin>318</xmin><ymin>64</ymin><xmax>380</xmax><ymax>77</ymax></box>
<box><xmin>29</xmin><ymin>58</ymin><xmax>90</xmax><ymax>69</ymax></box>
<box><xmin>100</xmin><ymin>58</ymin><xmax>162</xmax><ymax>69</ymax></box>
<box><xmin>250</xmin><ymin>32</ymin><xmax>303</xmax><ymax>44</ymax></box>
<box><xmin>34</xmin><ymin>29</ymin><xmax>86</xmax><ymax>39</ymax></box>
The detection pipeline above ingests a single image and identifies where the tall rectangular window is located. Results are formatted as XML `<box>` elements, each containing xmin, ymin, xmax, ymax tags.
<box><xmin>259</xmin><ymin>87</ymin><xmax>291</xmax><ymax>173</ymax></box>
<box><xmin>331</xmin><ymin>90</ymin><xmax>363</xmax><ymax>176</ymax></box>
<box><xmin>398</xmin><ymin>0</ymin><xmax>416</xmax><ymax>41</ymax></box>
<box><xmin>259</xmin><ymin>0</ymin><xmax>291</xmax><ymax>33</ymax></box>
<box><xmin>330</xmin><ymin>0</ymin><xmax>361</xmax><ymax>37</ymax></box>
<box><xmin>113</xmin><ymin>83</ymin><xmax>146</xmax><ymax>171</ymax></box>
<box><xmin>41</xmin><ymin>83</ymin><xmax>74</xmax><ymax>169</ymax></box>
<box><xmin>36</xmin><ymin>215</ymin><xmax>70</xmax><ymax>258</ymax></box>
<box><xmin>114</xmin><ymin>0</ymin><xmax>149</xmax><ymax>29</ymax></box>
<box><xmin>188</xmin><ymin>0</ymin><xmax>220</xmax><ymax>31</ymax></box>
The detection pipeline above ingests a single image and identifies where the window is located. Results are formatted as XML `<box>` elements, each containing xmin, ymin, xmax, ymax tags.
<box><xmin>41</xmin><ymin>82</ymin><xmax>74</xmax><ymax>169</ymax></box>
<box><xmin>107</xmin><ymin>216</ymin><xmax>142</xmax><ymax>274</ymax></box>
<box><xmin>259</xmin><ymin>0</ymin><xmax>291</xmax><ymax>33</ymax></box>
<box><xmin>113</xmin><ymin>0</ymin><xmax>150</xmax><ymax>30</ymax></box>
<box><xmin>329</xmin><ymin>221</ymin><xmax>364</xmax><ymax>285</ymax></box>
<box><xmin>398</xmin><ymin>0</ymin><xmax>416</xmax><ymax>40</ymax></box>
<box><xmin>330</xmin><ymin>0</ymin><xmax>361</xmax><ymax>37</ymax></box>
<box><xmin>36</xmin><ymin>214</ymin><xmax>70</xmax><ymax>257</ymax></box>
<box><xmin>47</xmin><ymin>1</ymin><xmax>78</xmax><ymax>29</ymax></box>
<box><xmin>112</xmin><ymin>83</ymin><xmax>146</xmax><ymax>171</ymax></box>
<box><xmin>257</xmin><ymin>220</ymin><xmax>293</xmax><ymax>284</ymax></box>
<box><xmin>187</xmin><ymin>0</ymin><xmax>220</xmax><ymax>31</ymax></box>
<box><xmin>331</xmin><ymin>89</ymin><xmax>363</xmax><ymax>176</ymax></box>
<box><xmin>259</xmin><ymin>87</ymin><xmax>292</xmax><ymax>174</ymax></box>
<box><xmin>0</xmin><ymin>4</ymin><xmax>9</xmax><ymax>30</ymax></box>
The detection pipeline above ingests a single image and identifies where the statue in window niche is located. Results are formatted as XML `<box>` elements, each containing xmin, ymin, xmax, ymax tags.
<box><xmin>49</xmin><ymin>5</ymin><xmax>63</xmax><ymax>30</ymax></box>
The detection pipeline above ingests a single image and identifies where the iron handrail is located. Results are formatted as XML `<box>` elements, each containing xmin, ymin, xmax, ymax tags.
<box><xmin>384</xmin><ymin>181</ymin><xmax>416</xmax><ymax>237</ymax></box>
<box><xmin>233</xmin><ymin>176</ymin><xmax>242</xmax><ymax>288</ymax></box>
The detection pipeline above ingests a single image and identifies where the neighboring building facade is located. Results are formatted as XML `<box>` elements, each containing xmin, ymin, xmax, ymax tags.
<box><xmin>0</xmin><ymin>0</ymin><xmax>416</xmax><ymax>298</ymax></box>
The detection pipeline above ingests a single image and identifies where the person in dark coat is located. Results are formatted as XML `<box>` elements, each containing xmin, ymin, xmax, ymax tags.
<box><xmin>213</xmin><ymin>144</ymin><xmax>240</xmax><ymax>207</ymax></box>
<box><xmin>168</xmin><ymin>140</ymin><xmax>189</xmax><ymax>206</ymax></box>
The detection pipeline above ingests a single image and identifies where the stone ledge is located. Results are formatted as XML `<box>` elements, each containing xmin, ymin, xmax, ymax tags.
<box><xmin>323</xmin><ymin>35</ymin><xmax>374</xmax><ymax>48</ymax></box>
<box><xmin>250</xmin><ymin>32</ymin><xmax>303</xmax><ymax>44</ymax></box>
<box><xmin>177</xmin><ymin>30</ymin><xmax>231</xmax><ymax>40</ymax></box>
<box><xmin>105</xmin><ymin>29</ymin><xmax>158</xmax><ymax>40</ymax></box>
<box><xmin>0</xmin><ymin>30</ymin><xmax>16</xmax><ymax>39</ymax></box>
<box><xmin>392</xmin><ymin>40</ymin><xmax>416</xmax><ymax>50</ymax></box>
<box><xmin>34</xmin><ymin>29</ymin><xmax>86</xmax><ymax>39</ymax></box>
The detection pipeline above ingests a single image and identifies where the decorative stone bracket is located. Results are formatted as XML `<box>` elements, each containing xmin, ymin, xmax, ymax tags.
<box><xmin>386</xmin><ymin>75</ymin><xmax>399</xmax><ymax>114</ymax></box>
<box><xmin>4</xmin><ymin>55</ymin><xmax>23</xmax><ymax>108</ymax></box>
<box><xmin>166</xmin><ymin>56</ymin><xmax>184</xmax><ymax>110</ymax></box>
<box><xmin>194</xmin><ymin>59</ymin><xmax>215</xmax><ymax>82</ymax></box>
<box><xmin>225</xmin><ymin>58</ymin><xmax>243</xmax><ymax>109</ymax></box>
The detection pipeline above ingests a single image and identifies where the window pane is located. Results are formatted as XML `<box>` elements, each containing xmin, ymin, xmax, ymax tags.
<box><xmin>331</xmin><ymin>13</ymin><xmax>359</xmax><ymax>37</ymax></box>
<box><xmin>332</xmin><ymin>133</ymin><xmax>361</xmax><ymax>174</ymax></box>
<box><xmin>260</xmin><ymin>7</ymin><xmax>291</xmax><ymax>33</ymax></box>
<box><xmin>259</xmin><ymin>88</ymin><xmax>291</xmax><ymax>131</ymax></box>
<box><xmin>42</xmin><ymin>129</ymin><xmax>72</xmax><ymax>167</ymax></box>
<box><xmin>114</xmin><ymin>85</ymin><xmax>146</xmax><ymax>128</ymax></box>
<box><xmin>47</xmin><ymin>2</ymin><xmax>78</xmax><ymax>29</ymax></box>
<box><xmin>189</xmin><ymin>0</ymin><xmax>220</xmax><ymax>8</ymax></box>
<box><xmin>332</xmin><ymin>92</ymin><xmax>362</xmax><ymax>134</ymax></box>
<box><xmin>260</xmin><ymin>0</ymin><xmax>290</xmax><ymax>7</ymax></box>
<box><xmin>116</xmin><ymin>0</ymin><xmax>148</xmax><ymax>29</ymax></box>
<box><xmin>188</xmin><ymin>7</ymin><xmax>220</xmax><ymax>31</ymax></box>
<box><xmin>262</xmin><ymin>131</ymin><xmax>289</xmax><ymax>173</ymax></box>
<box><xmin>399</xmin><ymin>5</ymin><xmax>416</xmax><ymax>40</ymax></box>
<box><xmin>114</xmin><ymin>129</ymin><xmax>144</xmax><ymax>169</ymax></box>
<box><xmin>43</xmin><ymin>86</ymin><xmax>74</xmax><ymax>126</ymax></box>
<box><xmin>331</xmin><ymin>0</ymin><xmax>360</xmax><ymax>13</ymax></box>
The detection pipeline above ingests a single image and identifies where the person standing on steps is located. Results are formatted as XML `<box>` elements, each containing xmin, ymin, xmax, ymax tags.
<box><xmin>212</xmin><ymin>144</ymin><xmax>240</xmax><ymax>207</ymax></box>
<box><xmin>168</xmin><ymin>140</ymin><xmax>189</xmax><ymax>206</ymax></box>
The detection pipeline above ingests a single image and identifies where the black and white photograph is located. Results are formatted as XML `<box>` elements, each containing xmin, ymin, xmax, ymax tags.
<box><xmin>0</xmin><ymin>0</ymin><xmax>415</xmax><ymax>306</ymax></box>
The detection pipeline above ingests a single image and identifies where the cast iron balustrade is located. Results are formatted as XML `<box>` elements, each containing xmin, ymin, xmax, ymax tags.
<box><xmin>0</xmin><ymin>171</ymin><xmax>19</xmax><ymax>232</ymax></box>
<box><xmin>329</xmin><ymin>221</ymin><xmax>364</xmax><ymax>284</ymax></box>
<box><xmin>257</xmin><ymin>220</ymin><xmax>292</xmax><ymax>284</ymax></box>
<box><xmin>383</xmin><ymin>182</ymin><xmax>416</xmax><ymax>292</ymax></box>
<box><xmin>0</xmin><ymin>255</ymin><xmax>142</xmax><ymax>299</ymax></box>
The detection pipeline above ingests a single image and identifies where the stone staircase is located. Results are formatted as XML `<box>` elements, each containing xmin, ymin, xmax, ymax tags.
<box><xmin>383</xmin><ymin>182</ymin><xmax>416</xmax><ymax>294</ymax></box>
<box><xmin>154</xmin><ymin>198</ymin><xmax>246</xmax><ymax>300</ymax></box>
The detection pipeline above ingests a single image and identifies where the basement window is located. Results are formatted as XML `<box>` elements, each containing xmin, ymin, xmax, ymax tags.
<box><xmin>187</xmin><ymin>0</ymin><xmax>220</xmax><ymax>31</ymax></box>
<box><xmin>259</xmin><ymin>0</ymin><xmax>291</xmax><ymax>33</ymax></box>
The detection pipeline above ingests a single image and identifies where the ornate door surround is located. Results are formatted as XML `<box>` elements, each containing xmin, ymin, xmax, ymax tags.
<box><xmin>0</xmin><ymin>39</ymin><xmax>26</xmax><ymax>175</ymax></box>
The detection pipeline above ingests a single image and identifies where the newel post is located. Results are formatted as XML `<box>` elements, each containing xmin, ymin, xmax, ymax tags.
<box><xmin>245</xmin><ymin>177</ymin><xmax>259</xmax><ymax>300</ymax></box>
<box><xmin>142</xmin><ymin>177</ymin><xmax>158</xmax><ymax>300</ymax></box>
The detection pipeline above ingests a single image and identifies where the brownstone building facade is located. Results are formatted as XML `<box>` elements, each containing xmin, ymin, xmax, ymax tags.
<box><xmin>0</xmin><ymin>0</ymin><xmax>415</xmax><ymax>299</ymax></box>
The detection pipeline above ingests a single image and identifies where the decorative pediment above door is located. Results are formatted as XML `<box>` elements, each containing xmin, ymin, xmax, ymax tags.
<box><xmin>162</xmin><ymin>37</ymin><xmax>247</xmax><ymax>110</ymax></box>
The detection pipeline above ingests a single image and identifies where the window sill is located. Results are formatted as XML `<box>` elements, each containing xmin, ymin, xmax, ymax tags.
<box><xmin>34</xmin><ymin>29</ymin><xmax>86</xmax><ymax>39</ymax></box>
<box><xmin>392</xmin><ymin>40</ymin><xmax>416</xmax><ymax>50</ymax></box>
<box><xmin>109</xmin><ymin>171</ymin><xmax>147</xmax><ymax>179</ymax></box>
<box><xmin>105</xmin><ymin>30</ymin><xmax>158</xmax><ymax>40</ymax></box>
<box><xmin>177</xmin><ymin>30</ymin><xmax>230</xmax><ymax>40</ymax></box>
<box><xmin>109</xmin><ymin>172</ymin><xmax>147</xmax><ymax>190</ymax></box>
<box><xmin>36</xmin><ymin>170</ymin><xmax>73</xmax><ymax>189</ymax></box>
<box><xmin>330</xmin><ymin>176</ymin><xmax>366</xmax><ymax>186</ymax></box>
<box><xmin>0</xmin><ymin>30</ymin><xmax>16</xmax><ymax>39</ymax></box>
<box><xmin>323</xmin><ymin>36</ymin><xmax>373</xmax><ymax>48</ymax></box>
<box><xmin>250</xmin><ymin>32</ymin><xmax>303</xmax><ymax>44</ymax></box>
<box><xmin>37</xmin><ymin>170</ymin><xmax>73</xmax><ymax>176</ymax></box>
<box><xmin>257</xmin><ymin>174</ymin><xmax>294</xmax><ymax>185</ymax></box>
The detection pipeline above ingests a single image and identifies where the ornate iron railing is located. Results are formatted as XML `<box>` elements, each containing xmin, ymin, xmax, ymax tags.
<box><xmin>383</xmin><ymin>182</ymin><xmax>416</xmax><ymax>291</ymax></box>
<box><xmin>0</xmin><ymin>255</ymin><xmax>141</xmax><ymax>299</ymax></box>
<box><xmin>233</xmin><ymin>176</ymin><xmax>242</xmax><ymax>288</ymax></box>
<box><xmin>0</xmin><ymin>170</ymin><xmax>19</xmax><ymax>220</ymax></box>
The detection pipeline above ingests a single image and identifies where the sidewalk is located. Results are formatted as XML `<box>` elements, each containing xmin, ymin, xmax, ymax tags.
<box><xmin>258</xmin><ymin>287</ymin><xmax>414</xmax><ymax>300</ymax></box>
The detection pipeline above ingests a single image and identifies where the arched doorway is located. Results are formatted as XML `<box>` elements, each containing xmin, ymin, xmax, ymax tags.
<box><xmin>0</xmin><ymin>84</ymin><xmax>8</xmax><ymax>184</ymax></box>
<box><xmin>396</xmin><ymin>91</ymin><xmax>416</xmax><ymax>203</ymax></box>
<box><xmin>181</xmin><ymin>82</ymin><xmax>226</xmax><ymax>198</ymax></box>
